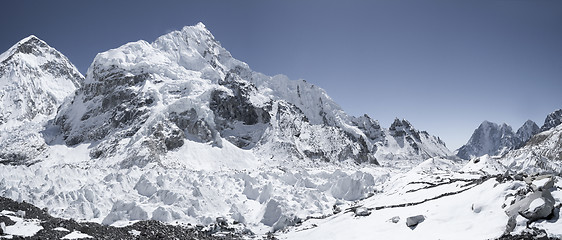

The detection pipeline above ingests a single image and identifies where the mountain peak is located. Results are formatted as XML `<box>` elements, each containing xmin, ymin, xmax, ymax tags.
<box><xmin>180</xmin><ymin>22</ymin><xmax>212</xmax><ymax>36</ymax></box>
<box><xmin>541</xmin><ymin>109</ymin><xmax>562</xmax><ymax>132</ymax></box>
<box><xmin>456</xmin><ymin>121</ymin><xmax>517</xmax><ymax>159</ymax></box>
<box><xmin>0</xmin><ymin>35</ymin><xmax>84</xmax><ymax>125</ymax></box>
<box><xmin>515</xmin><ymin>119</ymin><xmax>539</xmax><ymax>145</ymax></box>
<box><xmin>457</xmin><ymin>119</ymin><xmax>543</xmax><ymax>160</ymax></box>
<box><xmin>9</xmin><ymin>35</ymin><xmax>50</xmax><ymax>57</ymax></box>
<box><xmin>479</xmin><ymin>120</ymin><xmax>497</xmax><ymax>129</ymax></box>
<box><xmin>523</xmin><ymin>119</ymin><xmax>535</xmax><ymax>125</ymax></box>
<box><xmin>195</xmin><ymin>22</ymin><xmax>207</xmax><ymax>29</ymax></box>
<box><xmin>0</xmin><ymin>35</ymin><xmax>84</xmax><ymax>164</ymax></box>
<box><xmin>18</xmin><ymin>35</ymin><xmax>39</xmax><ymax>44</ymax></box>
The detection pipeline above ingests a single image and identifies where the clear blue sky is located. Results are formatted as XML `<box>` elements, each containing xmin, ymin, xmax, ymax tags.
<box><xmin>1</xmin><ymin>0</ymin><xmax>561</xmax><ymax>150</ymax></box>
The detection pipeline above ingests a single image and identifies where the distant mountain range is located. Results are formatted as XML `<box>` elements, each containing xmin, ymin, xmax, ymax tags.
<box><xmin>456</xmin><ymin>110</ymin><xmax>562</xmax><ymax>160</ymax></box>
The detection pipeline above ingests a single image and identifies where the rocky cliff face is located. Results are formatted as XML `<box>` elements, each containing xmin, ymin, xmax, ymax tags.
<box><xmin>458</xmin><ymin>110</ymin><xmax>561</xmax><ymax>161</ymax></box>
<box><xmin>374</xmin><ymin>118</ymin><xmax>451</xmax><ymax>162</ymax></box>
<box><xmin>0</xmin><ymin>35</ymin><xmax>83</xmax><ymax>165</ymax></box>
<box><xmin>456</xmin><ymin>121</ymin><xmax>523</xmax><ymax>160</ymax></box>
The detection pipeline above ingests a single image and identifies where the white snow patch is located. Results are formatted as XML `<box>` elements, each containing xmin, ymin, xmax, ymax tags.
<box><xmin>3</xmin><ymin>218</ymin><xmax>43</xmax><ymax>237</ymax></box>
<box><xmin>54</xmin><ymin>227</ymin><xmax>71</xmax><ymax>232</ymax></box>
<box><xmin>61</xmin><ymin>231</ymin><xmax>93</xmax><ymax>239</ymax></box>
<box><xmin>528</xmin><ymin>198</ymin><xmax>545</xmax><ymax>212</ymax></box>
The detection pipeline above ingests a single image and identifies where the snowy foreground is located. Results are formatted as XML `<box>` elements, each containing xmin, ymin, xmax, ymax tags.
<box><xmin>283</xmin><ymin>157</ymin><xmax>562</xmax><ymax>239</ymax></box>
<box><xmin>1</xmin><ymin>149</ymin><xmax>561</xmax><ymax>239</ymax></box>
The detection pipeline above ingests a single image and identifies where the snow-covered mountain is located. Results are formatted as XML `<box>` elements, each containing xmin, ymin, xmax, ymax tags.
<box><xmin>53</xmin><ymin>22</ymin><xmax>449</xmax><ymax>168</ymax></box>
<box><xmin>0</xmin><ymin>35</ymin><xmax>83</xmax><ymax>164</ymax></box>
<box><xmin>456</xmin><ymin>120</ymin><xmax>539</xmax><ymax>160</ymax></box>
<box><xmin>375</xmin><ymin>118</ymin><xmax>451</xmax><ymax>164</ymax></box>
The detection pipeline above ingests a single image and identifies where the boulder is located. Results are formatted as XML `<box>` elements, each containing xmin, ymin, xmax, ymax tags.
<box><xmin>354</xmin><ymin>207</ymin><xmax>370</xmax><ymax>217</ymax></box>
<box><xmin>389</xmin><ymin>216</ymin><xmax>400</xmax><ymax>223</ymax></box>
<box><xmin>506</xmin><ymin>189</ymin><xmax>555</xmax><ymax>222</ymax></box>
<box><xmin>406</xmin><ymin>215</ymin><xmax>425</xmax><ymax>227</ymax></box>
<box><xmin>530</xmin><ymin>176</ymin><xmax>554</xmax><ymax>191</ymax></box>
<box><xmin>520</xmin><ymin>191</ymin><xmax>555</xmax><ymax>221</ymax></box>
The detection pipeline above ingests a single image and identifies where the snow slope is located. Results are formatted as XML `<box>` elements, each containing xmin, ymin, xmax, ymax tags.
<box><xmin>282</xmin><ymin>113</ymin><xmax>562</xmax><ymax>239</ymax></box>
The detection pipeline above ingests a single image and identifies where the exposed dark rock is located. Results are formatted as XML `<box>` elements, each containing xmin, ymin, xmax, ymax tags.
<box><xmin>406</xmin><ymin>215</ymin><xmax>425</xmax><ymax>227</ymax></box>
<box><xmin>351</xmin><ymin>114</ymin><xmax>385</xmax><ymax>142</ymax></box>
<box><xmin>516</xmin><ymin>120</ymin><xmax>540</xmax><ymax>148</ymax></box>
<box><xmin>169</xmin><ymin>109</ymin><xmax>215</xmax><ymax>143</ymax></box>
<box><xmin>211</xmin><ymin>75</ymin><xmax>270</xmax><ymax>126</ymax></box>
<box><xmin>456</xmin><ymin>121</ymin><xmax>520</xmax><ymax>160</ymax></box>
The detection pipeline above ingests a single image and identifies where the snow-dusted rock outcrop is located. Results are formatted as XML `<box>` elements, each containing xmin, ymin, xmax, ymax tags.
<box><xmin>540</xmin><ymin>109</ymin><xmax>562</xmax><ymax>132</ymax></box>
<box><xmin>0</xmin><ymin>36</ymin><xmax>83</xmax><ymax>164</ymax></box>
<box><xmin>375</xmin><ymin>118</ymin><xmax>452</xmax><ymax>163</ymax></box>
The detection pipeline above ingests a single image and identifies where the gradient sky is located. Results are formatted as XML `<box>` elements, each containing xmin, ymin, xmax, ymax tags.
<box><xmin>1</xmin><ymin>0</ymin><xmax>561</xmax><ymax>150</ymax></box>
